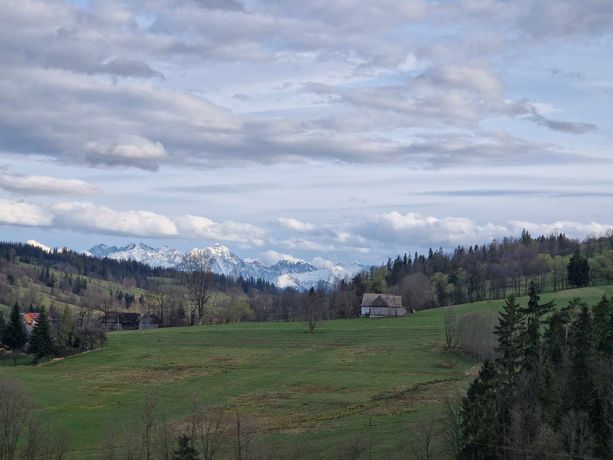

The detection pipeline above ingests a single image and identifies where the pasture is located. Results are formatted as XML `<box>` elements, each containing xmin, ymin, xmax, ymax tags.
<box><xmin>2</xmin><ymin>284</ymin><xmax>612</xmax><ymax>458</ymax></box>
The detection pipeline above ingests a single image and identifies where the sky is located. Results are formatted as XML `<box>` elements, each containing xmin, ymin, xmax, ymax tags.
<box><xmin>0</xmin><ymin>0</ymin><xmax>612</xmax><ymax>266</ymax></box>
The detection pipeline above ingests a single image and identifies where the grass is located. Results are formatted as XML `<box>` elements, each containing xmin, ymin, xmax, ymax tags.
<box><xmin>2</xmin><ymin>284</ymin><xmax>613</xmax><ymax>458</ymax></box>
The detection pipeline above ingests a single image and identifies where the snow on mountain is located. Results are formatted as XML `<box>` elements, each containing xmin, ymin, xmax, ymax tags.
<box><xmin>84</xmin><ymin>242</ymin><xmax>183</xmax><ymax>268</ymax></box>
<box><xmin>26</xmin><ymin>239</ymin><xmax>52</xmax><ymax>253</ymax></box>
<box><xmin>84</xmin><ymin>242</ymin><xmax>365</xmax><ymax>289</ymax></box>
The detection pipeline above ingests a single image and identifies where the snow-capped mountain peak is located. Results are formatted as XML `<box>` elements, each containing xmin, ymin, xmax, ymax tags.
<box><xmin>84</xmin><ymin>241</ymin><xmax>365</xmax><ymax>290</ymax></box>
<box><xmin>27</xmin><ymin>239</ymin><xmax>52</xmax><ymax>253</ymax></box>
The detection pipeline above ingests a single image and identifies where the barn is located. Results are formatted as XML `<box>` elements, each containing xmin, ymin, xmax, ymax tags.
<box><xmin>360</xmin><ymin>294</ymin><xmax>407</xmax><ymax>317</ymax></box>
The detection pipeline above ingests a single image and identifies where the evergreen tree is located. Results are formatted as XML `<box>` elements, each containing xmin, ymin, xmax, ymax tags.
<box><xmin>4</xmin><ymin>303</ymin><xmax>27</xmax><ymax>351</ymax></box>
<box><xmin>520</xmin><ymin>283</ymin><xmax>554</xmax><ymax>371</ymax></box>
<box><xmin>0</xmin><ymin>311</ymin><xmax>6</xmax><ymax>346</ymax></box>
<box><xmin>28</xmin><ymin>309</ymin><xmax>54</xmax><ymax>361</ymax></box>
<box><xmin>174</xmin><ymin>434</ymin><xmax>199</xmax><ymax>460</ymax></box>
<box><xmin>460</xmin><ymin>360</ymin><xmax>500</xmax><ymax>459</ymax></box>
<box><xmin>592</xmin><ymin>295</ymin><xmax>611</xmax><ymax>353</ymax></box>
<box><xmin>567</xmin><ymin>250</ymin><xmax>590</xmax><ymax>287</ymax></box>
<box><xmin>494</xmin><ymin>295</ymin><xmax>523</xmax><ymax>379</ymax></box>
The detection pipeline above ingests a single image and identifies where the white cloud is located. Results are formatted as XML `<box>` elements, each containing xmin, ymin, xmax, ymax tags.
<box><xmin>176</xmin><ymin>215</ymin><xmax>266</xmax><ymax>245</ymax></box>
<box><xmin>280</xmin><ymin>238</ymin><xmax>332</xmax><ymax>251</ymax></box>
<box><xmin>258</xmin><ymin>250</ymin><xmax>301</xmax><ymax>265</ymax></box>
<box><xmin>51</xmin><ymin>202</ymin><xmax>179</xmax><ymax>237</ymax></box>
<box><xmin>276</xmin><ymin>217</ymin><xmax>316</xmax><ymax>232</ymax></box>
<box><xmin>0</xmin><ymin>198</ymin><xmax>52</xmax><ymax>226</ymax></box>
<box><xmin>354</xmin><ymin>211</ymin><xmax>613</xmax><ymax>249</ymax></box>
<box><xmin>0</xmin><ymin>173</ymin><xmax>101</xmax><ymax>196</ymax></box>
<box><xmin>86</xmin><ymin>136</ymin><xmax>168</xmax><ymax>170</ymax></box>
<box><xmin>509</xmin><ymin>220</ymin><xmax>613</xmax><ymax>239</ymax></box>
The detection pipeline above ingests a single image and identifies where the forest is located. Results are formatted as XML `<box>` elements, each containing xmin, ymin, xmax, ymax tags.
<box><xmin>1</xmin><ymin>231</ymin><xmax>612</xmax><ymax>330</ymax></box>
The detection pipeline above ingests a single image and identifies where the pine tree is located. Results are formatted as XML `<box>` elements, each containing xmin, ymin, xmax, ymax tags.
<box><xmin>28</xmin><ymin>309</ymin><xmax>54</xmax><ymax>361</ymax></box>
<box><xmin>174</xmin><ymin>434</ymin><xmax>199</xmax><ymax>460</ymax></box>
<box><xmin>567</xmin><ymin>250</ymin><xmax>590</xmax><ymax>287</ymax></box>
<box><xmin>4</xmin><ymin>303</ymin><xmax>27</xmax><ymax>351</ymax></box>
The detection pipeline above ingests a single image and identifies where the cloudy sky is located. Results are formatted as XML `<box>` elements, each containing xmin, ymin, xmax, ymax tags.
<box><xmin>1</xmin><ymin>0</ymin><xmax>612</xmax><ymax>265</ymax></box>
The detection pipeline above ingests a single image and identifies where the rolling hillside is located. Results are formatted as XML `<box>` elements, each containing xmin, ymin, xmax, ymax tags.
<box><xmin>3</xmin><ymin>284</ymin><xmax>612</xmax><ymax>459</ymax></box>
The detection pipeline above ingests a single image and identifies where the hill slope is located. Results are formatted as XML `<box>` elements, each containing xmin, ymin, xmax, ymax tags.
<box><xmin>3</xmin><ymin>284</ymin><xmax>612</xmax><ymax>459</ymax></box>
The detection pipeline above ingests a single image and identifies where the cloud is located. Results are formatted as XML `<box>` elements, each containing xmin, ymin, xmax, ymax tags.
<box><xmin>354</xmin><ymin>211</ymin><xmax>506</xmax><ymax>247</ymax></box>
<box><xmin>176</xmin><ymin>215</ymin><xmax>266</xmax><ymax>245</ymax></box>
<box><xmin>51</xmin><ymin>202</ymin><xmax>179</xmax><ymax>237</ymax></box>
<box><xmin>280</xmin><ymin>238</ymin><xmax>332</xmax><ymax>251</ymax></box>
<box><xmin>509</xmin><ymin>220</ymin><xmax>613</xmax><ymax>239</ymax></box>
<box><xmin>276</xmin><ymin>217</ymin><xmax>316</xmax><ymax>232</ymax></box>
<box><xmin>86</xmin><ymin>136</ymin><xmax>168</xmax><ymax>170</ymax></box>
<box><xmin>0</xmin><ymin>198</ymin><xmax>52</xmax><ymax>226</ymax></box>
<box><xmin>0</xmin><ymin>173</ymin><xmax>101</xmax><ymax>195</ymax></box>
<box><xmin>529</xmin><ymin>111</ymin><xmax>598</xmax><ymax>134</ymax></box>
<box><xmin>353</xmin><ymin>210</ymin><xmax>613</xmax><ymax>248</ymax></box>
<box><xmin>258</xmin><ymin>250</ymin><xmax>300</xmax><ymax>265</ymax></box>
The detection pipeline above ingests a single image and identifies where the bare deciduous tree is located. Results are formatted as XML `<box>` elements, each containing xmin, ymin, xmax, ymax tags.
<box><xmin>189</xmin><ymin>401</ymin><xmax>225</xmax><ymax>460</ymax></box>
<box><xmin>0</xmin><ymin>378</ymin><xmax>31</xmax><ymax>460</ymax></box>
<box><xmin>180</xmin><ymin>252</ymin><xmax>213</xmax><ymax>325</ymax></box>
<box><xmin>444</xmin><ymin>307</ymin><xmax>459</xmax><ymax>350</ymax></box>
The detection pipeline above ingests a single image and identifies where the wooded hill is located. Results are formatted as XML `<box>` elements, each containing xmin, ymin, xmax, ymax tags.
<box><xmin>0</xmin><ymin>230</ymin><xmax>612</xmax><ymax>325</ymax></box>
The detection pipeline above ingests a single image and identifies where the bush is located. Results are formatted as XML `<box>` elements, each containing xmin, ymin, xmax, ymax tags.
<box><xmin>457</xmin><ymin>311</ymin><xmax>498</xmax><ymax>360</ymax></box>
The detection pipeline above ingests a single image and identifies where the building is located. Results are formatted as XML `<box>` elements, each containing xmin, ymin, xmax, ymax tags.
<box><xmin>360</xmin><ymin>294</ymin><xmax>407</xmax><ymax>317</ymax></box>
<box><xmin>21</xmin><ymin>312</ymin><xmax>40</xmax><ymax>333</ymax></box>
<box><xmin>139</xmin><ymin>314</ymin><xmax>160</xmax><ymax>329</ymax></box>
<box><xmin>101</xmin><ymin>312</ymin><xmax>141</xmax><ymax>331</ymax></box>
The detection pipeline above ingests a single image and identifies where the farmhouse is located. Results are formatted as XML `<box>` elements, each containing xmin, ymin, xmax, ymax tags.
<box><xmin>101</xmin><ymin>312</ymin><xmax>141</xmax><ymax>331</ymax></box>
<box><xmin>101</xmin><ymin>312</ymin><xmax>161</xmax><ymax>331</ymax></box>
<box><xmin>360</xmin><ymin>294</ymin><xmax>407</xmax><ymax>317</ymax></box>
<box><xmin>21</xmin><ymin>312</ymin><xmax>40</xmax><ymax>333</ymax></box>
<box><xmin>139</xmin><ymin>314</ymin><xmax>160</xmax><ymax>330</ymax></box>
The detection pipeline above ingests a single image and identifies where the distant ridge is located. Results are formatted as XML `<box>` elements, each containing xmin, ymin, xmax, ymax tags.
<box><xmin>84</xmin><ymin>242</ymin><xmax>365</xmax><ymax>290</ymax></box>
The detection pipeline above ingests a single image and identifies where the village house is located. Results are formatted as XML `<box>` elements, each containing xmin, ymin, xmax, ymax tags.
<box><xmin>139</xmin><ymin>314</ymin><xmax>160</xmax><ymax>330</ymax></box>
<box><xmin>21</xmin><ymin>312</ymin><xmax>40</xmax><ymax>333</ymax></box>
<box><xmin>360</xmin><ymin>294</ymin><xmax>407</xmax><ymax>317</ymax></box>
<box><xmin>101</xmin><ymin>312</ymin><xmax>160</xmax><ymax>331</ymax></box>
<box><xmin>100</xmin><ymin>312</ymin><xmax>141</xmax><ymax>331</ymax></box>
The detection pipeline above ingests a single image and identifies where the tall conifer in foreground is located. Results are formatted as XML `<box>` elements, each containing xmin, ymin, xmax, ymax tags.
<box><xmin>520</xmin><ymin>282</ymin><xmax>554</xmax><ymax>370</ymax></box>
<box><xmin>5</xmin><ymin>303</ymin><xmax>27</xmax><ymax>351</ymax></box>
<box><xmin>28</xmin><ymin>309</ymin><xmax>54</xmax><ymax>361</ymax></box>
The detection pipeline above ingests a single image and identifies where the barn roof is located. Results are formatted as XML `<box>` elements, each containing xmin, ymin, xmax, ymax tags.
<box><xmin>21</xmin><ymin>312</ymin><xmax>40</xmax><ymax>325</ymax></box>
<box><xmin>360</xmin><ymin>294</ymin><xmax>403</xmax><ymax>308</ymax></box>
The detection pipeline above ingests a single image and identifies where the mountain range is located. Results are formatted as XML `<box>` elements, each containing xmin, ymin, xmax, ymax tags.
<box><xmin>82</xmin><ymin>242</ymin><xmax>365</xmax><ymax>290</ymax></box>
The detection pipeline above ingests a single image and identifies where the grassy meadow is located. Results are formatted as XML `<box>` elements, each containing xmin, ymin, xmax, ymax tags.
<box><xmin>2</xmin><ymin>284</ymin><xmax>613</xmax><ymax>458</ymax></box>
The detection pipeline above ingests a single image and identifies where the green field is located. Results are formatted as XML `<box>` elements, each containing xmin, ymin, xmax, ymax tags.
<box><xmin>2</xmin><ymin>285</ymin><xmax>613</xmax><ymax>459</ymax></box>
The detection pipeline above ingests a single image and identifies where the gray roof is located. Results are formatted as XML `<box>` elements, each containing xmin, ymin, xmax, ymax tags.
<box><xmin>361</xmin><ymin>294</ymin><xmax>404</xmax><ymax>308</ymax></box>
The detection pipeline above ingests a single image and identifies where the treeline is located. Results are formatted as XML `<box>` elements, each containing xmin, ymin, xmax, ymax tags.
<box><xmin>458</xmin><ymin>286</ymin><xmax>613</xmax><ymax>458</ymax></box>
<box><xmin>1</xmin><ymin>231</ymin><xmax>613</xmax><ymax>330</ymax></box>
<box><xmin>355</xmin><ymin>230</ymin><xmax>613</xmax><ymax>311</ymax></box>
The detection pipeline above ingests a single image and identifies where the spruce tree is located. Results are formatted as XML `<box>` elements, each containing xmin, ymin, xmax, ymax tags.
<box><xmin>520</xmin><ymin>282</ymin><xmax>554</xmax><ymax>371</ymax></box>
<box><xmin>494</xmin><ymin>295</ymin><xmax>523</xmax><ymax>379</ymax></box>
<box><xmin>174</xmin><ymin>434</ymin><xmax>199</xmax><ymax>460</ymax></box>
<box><xmin>0</xmin><ymin>311</ymin><xmax>6</xmax><ymax>347</ymax></box>
<box><xmin>567</xmin><ymin>250</ymin><xmax>590</xmax><ymax>287</ymax></box>
<box><xmin>5</xmin><ymin>303</ymin><xmax>27</xmax><ymax>351</ymax></box>
<box><xmin>592</xmin><ymin>295</ymin><xmax>611</xmax><ymax>353</ymax></box>
<box><xmin>460</xmin><ymin>360</ymin><xmax>499</xmax><ymax>459</ymax></box>
<box><xmin>28</xmin><ymin>309</ymin><xmax>54</xmax><ymax>361</ymax></box>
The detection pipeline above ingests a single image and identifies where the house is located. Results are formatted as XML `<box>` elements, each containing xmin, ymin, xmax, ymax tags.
<box><xmin>139</xmin><ymin>314</ymin><xmax>160</xmax><ymax>329</ymax></box>
<box><xmin>101</xmin><ymin>312</ymin><xmax>141</xmax><ymax>331</ymax></box>
<box><xmin>360</xmin><ymin>294</ymin><xmax>407</xmax><ymax>317</ymax></box>
<box><xmin>21</xmin><ymin>312</ymin><xmax>40</xmax><ymax>333</ymax></box>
